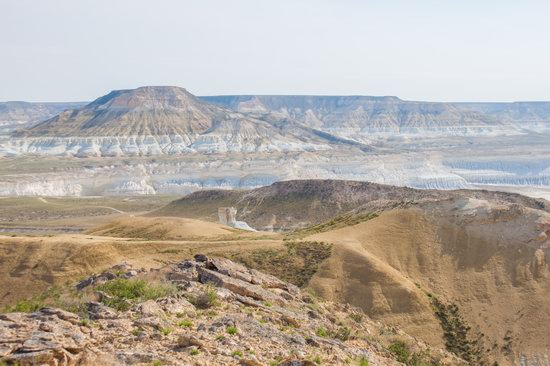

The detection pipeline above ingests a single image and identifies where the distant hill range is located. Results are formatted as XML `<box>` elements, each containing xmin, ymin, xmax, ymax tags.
<box><xmin>0</xmin><ymin>101</ymin><xmax>85</xmax><ymax>134</ymax></box>
<box><xmin>203</xmin><ymin>95</ymin><xmax>550</xmax><ymax>141</ymax></box>
<box><xmin>3</xmin><ymin>86</ymin><xmax>347</xmax><ymax>157</ymax></box>
<box><xmin>1</xmin><ymin>86</ymin><xmax>550</xmax><ymax>157</ymax></box>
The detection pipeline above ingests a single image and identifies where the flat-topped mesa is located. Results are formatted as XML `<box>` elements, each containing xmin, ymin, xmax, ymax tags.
<box><xmin>4</xmin><ymin>86</ymin><xmax>334</xmax><ymax>157</ymax></box>
<box><xmin>19</xmin><ymin>86</ymin><xmax>223</xmax><ymax>138</ymax></box>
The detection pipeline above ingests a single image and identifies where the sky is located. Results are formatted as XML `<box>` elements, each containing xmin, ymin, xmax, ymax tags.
<box><xmin>1</xmin><ymin>0</ymin><xmax>550</xmax><ymax>102</ymax></box>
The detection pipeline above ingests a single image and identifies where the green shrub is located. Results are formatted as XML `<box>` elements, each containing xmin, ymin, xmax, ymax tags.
<box><xmin>388</xmin><ymin>341</ymin><xmax>410</xmax><ymax>363</ymax></box>
<box><xmin>349</xmin><ymin>312</ymin><xmax>364</xmax><ymax>323</ymax></box>
<box><xmin>231</xmin><ymin>350</ymin><xmax>243</xmax><ymax>357</ymax></box>
<box><xmin>190</xmin><ymin>348</ymin><xmax>199</xmax><ymax>356</ymax></box>
<box><xmin>177</xmin><ymin>319</ymin><xmax>193</xmax><ymax>328</ymax></box>
<box><xmin>316</xmin><ymin>327</ymin><xmax>328</xmax><ymax>337</ymax></box>
<box><xmin>5</xmin><ymin>297</ymin><xmax>45</xmax><ymax>313</ymax></box>
<box><xmin>96</xmin><ymin>278</ymin><xmax>175</xmax><ymax>311</ymax></box>
<box><xmin>431</xmin><ymin>297</ymin><xmax>488</xmax><ymax>365</ymax></box>
<box><xmin>333</xmin><ymin>326</ymin><xmax>351</xmax><ymax>341</ymax></box>
<box><xmin>160</xmin><ymin>327</ymin><xmax>172</xmax><ymax>336</ymax></box>
<box><xmin>226</xmin><ymin>326</ymin><xmax>238</xmax><ymax>335</ymax></box>
<box><xmin>357</xmin><ymin>357</ymin><xmax>370</xmax><ymax>366</ymax></box>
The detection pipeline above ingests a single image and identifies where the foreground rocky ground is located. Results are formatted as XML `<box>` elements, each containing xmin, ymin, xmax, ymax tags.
<box><xmin>0</xmin><ymin>255</ymin><xmax>461</xmax><ymax>366</ymax></box>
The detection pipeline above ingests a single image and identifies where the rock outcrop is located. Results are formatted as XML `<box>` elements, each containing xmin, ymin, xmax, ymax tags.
<box><xmin>0</xmin><ymin>255</ymin><xmax>460</xmax><ymax>365</ymax></box>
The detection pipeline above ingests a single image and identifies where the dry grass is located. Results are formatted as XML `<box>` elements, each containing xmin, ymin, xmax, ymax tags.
<box><xmin>222</xmin><ymin>241</ymin><xmax>332</xmax><ymax>287</ymax></box>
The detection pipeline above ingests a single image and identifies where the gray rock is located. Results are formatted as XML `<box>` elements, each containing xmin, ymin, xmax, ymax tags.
<box><xmin>177</xmin><ymin>335</ymin><xmax>205</xmax><ymax>349</ymax></box>
<box><xmin>116</xmin><ymin>350</ymin><xmax>157</xmax><ymax>364</ymax></box>
<box><xmin>198</xmin><ymin>267</ymin><xmax>286</xmax><ymax>305</ymax></box>
<box><xmin>87</xmin><ymin>301</ymin><xmax>118</xmax><ymax>320</ymax></box>
<box><xmin>194</xmin><ymin>254</ymin><xmax>209</xmax><ymax>262</ymax></box>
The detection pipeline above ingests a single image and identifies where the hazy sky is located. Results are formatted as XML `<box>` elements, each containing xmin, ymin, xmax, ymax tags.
<box><xmin>1</xmin><ymin>0</ymin><xmax>549</xmax><ymax>102</ymax></box>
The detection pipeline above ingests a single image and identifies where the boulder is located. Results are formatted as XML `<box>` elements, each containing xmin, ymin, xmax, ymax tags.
<box><xmin>136</xmin><ymin>300</ymin><xmax>166</xmax><ymax>317</ymax></box>
<box><xmin>177</xmin><ymin>335</ymin><xmax>205</xmax><ymax>349</ymax></box>
<box><xmin>87</xmin><ymin>301</ymin><xmax>118</xmax><ymax>320</ymax></box>
<box><xmin>197</xmin><ymin>267</ymin><xmax>286</xmax><ymax>305</ymax></box>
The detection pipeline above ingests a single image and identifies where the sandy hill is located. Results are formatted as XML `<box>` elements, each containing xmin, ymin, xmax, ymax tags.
<box><xmin>88</xmin><ymin>216</ymin><xmax>241</xmax><ymax>241</ymax></box>
<box><xmin>306</xmin><ymin>197</ymin><xmax>550</xmax><ymax>365</ymax></box>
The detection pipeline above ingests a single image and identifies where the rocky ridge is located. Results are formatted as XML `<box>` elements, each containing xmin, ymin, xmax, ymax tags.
<box><xmin>0</xmin><ymin>101</ymin><xmax>85</xmax><ymax>134</ymax></box>
<box><xmin>0</xmin><ymin>255</ymin><xmax>460</xmax><ymax>366</ymax></box>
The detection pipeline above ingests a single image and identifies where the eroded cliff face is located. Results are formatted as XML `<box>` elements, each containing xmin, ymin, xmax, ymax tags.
<box><xmin>1</xmin><ymin>88</ymin><xmax>550</xmax><ymax>197</ymax></box>
<box><xmin>202</xmin><ymin>95</ymin><xmax>550</xmax><ymax>138</ymax></box>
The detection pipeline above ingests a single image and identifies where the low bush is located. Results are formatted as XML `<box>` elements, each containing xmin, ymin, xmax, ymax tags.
<box><xmin>96</xmin><ymin>278</ymin><xmax>175</xmax><ymax>311</ymax></box>
<box><xmin>388</xmin><ymin>341</ymin><xmax>411</xmax><ymax>363</ymax></box>
<box><xmin>188</xmin><ymin>284</ymin><xmax>218</xmax><ymax>309</ymax></box>
<box><xmin>316</xmin><ymin>327</ymin><xmax>328</xmax><ymax>337</ymax></box>
<box><xmin>177</xmin><ymin>319</ymin><xmax>193</xmax><ymax>328</ymax></box>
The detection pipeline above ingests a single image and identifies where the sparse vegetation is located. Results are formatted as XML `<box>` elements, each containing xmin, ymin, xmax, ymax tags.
<box><xmin>3</xmin><ymin>296</ymin><xmax>46</xmax><ymax>313</ymax></box>
<box><xmin>333</xmin><ymin>326</ymin><xmax>352</xmax><ymax>341</ymax></box>
<box><xmin>225</xmin><ymin>240</ymin><xmax>332</xmax><ymax>287</ymax></box>
<box><xmin>288</xmin><ymin>212</ymin><xmax>379</xmax><ymax>238</ymax></box>
<box><xmin>349</xmin><ymin>312</ymin><xmax>364</xmax><ymax>323</ymax></box>
<box><xmin>357</xmin><ymin>357</ymin><xmax>370</xmax><ymax>366</ymax></box>
<box><xmin>431</xmin><ymin>297</ymin><xmax>489</xmax><ymax>365</ymax></box>
<box><xmin>188</xmin><ymin>284</ymin><xmax>219</xmax><ymax>309</ymax></box>
<box><xmin>96</xmin><ymin>278</ymin><xmax>176</xmax><ymax>311</ymax></box>
<box><xmin>226</xmin><ymin>325</ymin><xmax>238</xmax><ymax>335</ymax></box>
<box><xmin>316</xmin><ymin>327</ymin><xmax>328</xmax><ymax>337</ymax></box>
<box><xmin>231</xmin><ymin>350</ymin><xmax>243</xmax><ymax>357</ymax></box>
<box><xmin>387</xmin><ymin>340</ymin><xmax>445</xmax><ymax>366</ymax></box>
<box><xmin>177</xmin><ymin>319</ymin><xmax>193</xmax><ymax>328</ymax></box>
<box><xmin>388</xmin><ymin>341</ymin><xmax>411</xmax><ymax>363</ymax></box>
<box><xmin>1</xmin><ymin>286</ymin><xmax>86</xmax><ymax>315</ymax></box>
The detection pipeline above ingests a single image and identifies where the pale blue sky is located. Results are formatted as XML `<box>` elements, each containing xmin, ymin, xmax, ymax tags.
<box><xmin>1</xmin><ymin>0</ymin><xmax>549</xmax><ymax>102</ymax></box>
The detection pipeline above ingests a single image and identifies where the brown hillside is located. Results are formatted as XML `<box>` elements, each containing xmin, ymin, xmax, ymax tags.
<box><xmin>153</xmin><ymin>179</ymin><xmax>549</xmax><ymax>231</ymax></box>
<box><xmin>307</xmin><ymin>198</ymin><xmax>550</xmax><ymax>365</ymax></box>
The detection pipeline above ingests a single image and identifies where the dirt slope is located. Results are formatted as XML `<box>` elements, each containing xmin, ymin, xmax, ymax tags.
<box><xmin>0</xmin><ymin>234</ymin><xmax>284</xmax><ymax>308</ymax></box>
<box><xmin>87</xmin><ymin>216</ymin><xmax>241</xmax><ymax>240</ymax></box>
<box><xmin>307</xmin><ymin>198</ymin><xmax>550</xmax><ymax>365</ymax></box>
